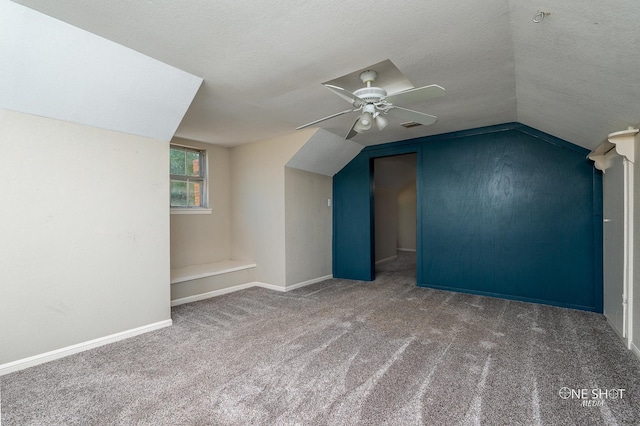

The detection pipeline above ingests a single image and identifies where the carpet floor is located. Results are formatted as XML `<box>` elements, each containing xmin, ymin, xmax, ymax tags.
<box><xmin>2</xmin><ymin>253</ymin><xmax>640</xmax><ymax>425</ymax></box>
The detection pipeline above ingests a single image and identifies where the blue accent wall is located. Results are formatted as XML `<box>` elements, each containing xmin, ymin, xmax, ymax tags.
<box><xmin>333</xmin><ymin>123</ymin><xmax>603</xmax><ymax>312</ymax></box>
<box><xmin>333</xmin><ymin>153</ymin><xmax>375</xmax><ymax>280</ymax></box>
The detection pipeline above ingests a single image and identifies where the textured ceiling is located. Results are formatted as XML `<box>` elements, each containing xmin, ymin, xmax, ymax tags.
<box><xmin>10</xmin><ymin>0</ymin><xmax>640</xmax><ymax>150</ymax></box>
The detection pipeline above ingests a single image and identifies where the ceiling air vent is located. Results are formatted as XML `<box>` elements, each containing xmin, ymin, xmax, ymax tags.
<box><xmin>401</xmin><ymin>121</ymin><xmax>422</xmax><ymax>128</ymax></box>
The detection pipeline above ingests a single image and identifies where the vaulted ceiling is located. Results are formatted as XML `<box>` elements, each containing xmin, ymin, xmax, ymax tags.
<box><xmin>10</xmin><ymin>0</ymin><xmax>640</xmax><ymax>151</ymax></box>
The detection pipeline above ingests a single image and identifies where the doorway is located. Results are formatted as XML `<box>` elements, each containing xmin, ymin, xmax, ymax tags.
<box><xmin>373</xmin><ymin>153</ymin><xmax>417</xmax><ymax>278</ymax></box>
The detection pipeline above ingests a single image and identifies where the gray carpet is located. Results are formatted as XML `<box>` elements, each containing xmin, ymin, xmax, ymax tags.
<box><xmin>2</xmin><ymin>253</ymin><xmax>640</xmax><ymax>425</ymax></box>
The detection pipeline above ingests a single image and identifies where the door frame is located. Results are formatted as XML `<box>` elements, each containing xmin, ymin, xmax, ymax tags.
<box><xmin>368</xmin><ymin>147</ymin><xmax>421</xmax><ymax>282</ymax></box>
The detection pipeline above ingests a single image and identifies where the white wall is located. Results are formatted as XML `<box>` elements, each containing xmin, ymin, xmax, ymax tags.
<box><xmin>230</xmin><ymin>129</ymin><xmax>315</xmax><ymax>287</ymax></box>
<box><xmin>285</xmin><ymin>167</ymin><xmax>332</xmax><ymax>286</ymax></box>
<box><xmin>0</xmin><ymin>109</ymin><xmax>171</xmax><ymax>365</ymax></box>
<box><xmin>170</xmin><ymin>138</ymin><xmax>231</xmax><ymax>269</ymax></box>
<box><xmin>397</xmin><ymin>181</ymin><xmax>417</xmax><ymax>251</ymax></box>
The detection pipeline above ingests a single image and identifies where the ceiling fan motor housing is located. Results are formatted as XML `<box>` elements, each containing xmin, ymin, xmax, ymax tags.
<box><xmin>353</xmin><ymin>87</ymin><xmax>387</xmax><ymax>104</ymax></box>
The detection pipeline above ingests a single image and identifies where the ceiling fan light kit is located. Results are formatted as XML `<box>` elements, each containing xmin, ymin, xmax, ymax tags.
<box><xmin>297</xmin><ymin>68</ymin><xmax>445</xmax><ymax>140</ymax></box>
<box><xmin>375</xmin><ymin>114</ymin><xmax>389</xmax><ymax>131</ymax></box>
<box><xmin>354</xmin><ymin>112</ymin><xmax>372</xmax><ymax>132</ymax></box>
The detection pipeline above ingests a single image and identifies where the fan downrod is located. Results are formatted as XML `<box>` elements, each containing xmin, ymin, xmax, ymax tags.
<box><xmin>353</xmin><ymin>70</ymin><xmax>387</xmax><ymax>103</ymax></box>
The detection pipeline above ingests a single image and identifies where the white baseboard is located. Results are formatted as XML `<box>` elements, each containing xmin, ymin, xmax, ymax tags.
<box><xmin>286</xmin><ymin>274</ymin><xmax>333</xmax><ymax>291</ymax></box>
<box><xmin>376</xmin><ymin>255</ymin><xmax>397</xmax><ymax>265</ymax></box>
<box><xmin>251</xmin><ymin>277</ymin><xmax>331</xmax><ymax>292</ymax></box>
<box><xmin>397</xmin><ymin>248</ymin><xmax>416</xmax><ymax>252</ymax></box>
<box><xmin>0</xmin><ymin>319</ymin><xmax>172</xmax><ymax>376</ymax></box>
<box><xmin>172</xmin><ymin>275</ymin><xmax>334</xmax><ymax>306</ymax></box>
<box><xmin>2</xmin><ymin>274</ymin><xmax>333</xmax><ymax>376</ymax></box>
<box><xmin>631</xmin><ymin>342</ymin><xmax>640</xmax><ymax>362</ymax></box>
<box><xmin>253</xmin><ymin>281</ymin><xmax>286</xmax><ymax>292</ymax></box>
<box><xmin>171</xmin><ymin>283</ymin><xmax>257</xmax><ymax>306</ymax></box>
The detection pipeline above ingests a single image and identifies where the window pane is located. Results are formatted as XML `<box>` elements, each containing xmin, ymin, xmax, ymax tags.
<box><xmin>186</xmin><ymin>151</ymin><xmax>201</xmax><ymax>177</ymax></box>
<box><xmin>170</xmin><ymin>149</ymin><xmax>186</xmax><ymax>175</ymax></box>
<box><xmin>189</xmin><ymin>181</ymin><xmax>202</xmax><ymax>207</ymax></box>
<box><xmin>170</xmin><ymin>180</ymin><xmax>188</xmax><ymax>206</ymax></box>
<box><xmin>170</xmin><ymin>145</ymin><xmax>207</xmax><ymax>209</ymax></box>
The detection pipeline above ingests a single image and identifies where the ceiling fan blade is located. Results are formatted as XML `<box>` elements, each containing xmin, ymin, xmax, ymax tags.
<box><xmin>387</xmin><ymin>106</ymin><xmax>438</xmax><ymax>126</ymax></box>
<box><xmin>296</xmin><ymin>109</ymin><xmax>356</xmax><ymax>130</ymax></box>
<box><xmin>324</xmin><ymin>84</ymin><xmax>365</xmax><ymax>107</ymax></box>
<box><xmin>345</xmin><ymin>119</ymin><xmax>359</xmax><ymax>140</ymax></box>
<box><xmin>384</xmin><ymin>84</ymin><xmax>445</xmax><ymax>105</ymax></box>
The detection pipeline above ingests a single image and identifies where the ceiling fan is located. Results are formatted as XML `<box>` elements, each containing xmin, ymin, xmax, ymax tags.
<box><xmin>297</xmin><ymin>70</ymin><xmax>445</xmax><ymax>139</ymax></box>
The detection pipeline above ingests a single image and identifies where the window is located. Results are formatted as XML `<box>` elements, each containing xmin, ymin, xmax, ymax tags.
<box><xmin>170</xmin><ymin>145</ymin><xmax>207</xmax><ymax>208</ymax></box>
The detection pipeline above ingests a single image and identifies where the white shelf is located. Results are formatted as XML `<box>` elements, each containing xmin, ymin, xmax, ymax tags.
<box><xmin>171</xmin><ymin>260</ymin><xmax>256</xmax><ymax>284</ymax></box>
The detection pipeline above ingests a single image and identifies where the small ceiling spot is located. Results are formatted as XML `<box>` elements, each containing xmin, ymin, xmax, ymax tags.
<box><xmin>401</xmin><ymin>122</ymin><xmax>422</xmax><ymax>128</ymax></box>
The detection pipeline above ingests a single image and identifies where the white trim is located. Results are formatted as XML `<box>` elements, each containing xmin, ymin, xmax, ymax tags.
<box><xmin>609</xmin><ymin>128</ymin><xmax>639</xmax><ymax>164</ymax></box>
<box><xmin>171</xmin><ymin>261</ymin><xmax>256</xmax><ymax>284</ymax></box>
<box><xmin>626</xmin><ymin>161</ymin><xmax>634</xmax><ymax>349</ymax></box>
<box><xmin>0</xmin><ymin>320</ymin><xmax>172</xmax><ymax>376</ymax></box>
<box><xmin>631</xmin><ymin>342</ymin><xmax>640</xmax><ymax>362</ymax></box>
<box><xmin>376</xmin><ymin>255</ymin><xmax>398</xmax><ymax>265</ymax></box>
<box><xmin>587</xmin><ymin>144</ymin><xmax>617</xmax><ymax>172</ymax></box>
<box><xmin>397</xmin><ymin>248</ymin><xmax>416</xmax><ymax>252</ymax></box>
<box><xmin>286</xmin><ymin>274</ymin><xmax>333</xmax><ymax>291</ymax></box>
<box><xmin>594</xmin><ymin>129</ymin><xmax>638</xmax><ymax>353</ymax></box>
<box><xmin>253</xmin><ymin>282</ymin><xmax>287</xmax><ymax>292</ymax></box>
<box><xmin>171</xmin><ymin>283</ymin><xmax>257</xmax><ymax>306</ymax></box>
<box><xmin>170</xmin><ymin>208</ymin><xmax>212</xmax><ymax>215</ymax></box>
<box><xmin>171</xmin><ymin>276</ymin><xmax>333</xmax><ymax>306</ymax></box>
<box><xmin>608</xmin><ymin>127</ymin><xmax>638</xmax><ymax>349</ymax></box>
<box><xmin>622</xmin><ymin>158</ymin><xmax>630</xmax><ymax>340</ymax></box>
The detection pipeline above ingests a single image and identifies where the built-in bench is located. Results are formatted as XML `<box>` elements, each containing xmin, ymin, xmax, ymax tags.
<box><xmin>170</xmin><ymin>260</ymin><xmax>257</xmax><ymax>284</ymax></box>
<box><xmin>170</xmin><ymin>260</ymin><xmax>257</xmax><ymax>306</ymax></box>
<box><xmin>170</xmin><ymin>260</ymin><xmax>333</xmax><ymax>307</ymax></box>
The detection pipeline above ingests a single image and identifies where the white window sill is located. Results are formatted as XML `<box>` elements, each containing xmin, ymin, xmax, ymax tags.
<box><xmin>171</xmin><ymin>208</ymin><xmax>212</xmax><ymax>215</ymax></box>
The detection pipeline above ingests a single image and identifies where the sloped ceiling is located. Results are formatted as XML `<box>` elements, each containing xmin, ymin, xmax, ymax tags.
<box><xmin>9</xmin><ymin>0</ymin><xmax>640</xmax><ymax>150</ymax></box>
<box><xmin>286</xmin><ymin>129</ymin><xmax>364</xmax><ymax>177</ymax></box>
<box><xmin>1</xmin><ymin>1</ymin><xmax>202</xmax><ymax>142</ymax></box>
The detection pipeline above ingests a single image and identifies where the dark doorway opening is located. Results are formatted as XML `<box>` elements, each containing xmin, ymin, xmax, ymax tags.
<box><xmin>372</xmin><ymin>153</ymin><xmax>417</xmax><ymax>279</ymax></box>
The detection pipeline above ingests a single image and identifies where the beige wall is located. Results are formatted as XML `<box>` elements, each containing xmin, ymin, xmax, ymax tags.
<box><xmin>0</xmin><ymin>109</ymin><xmax>170</xmax><ymax>365</ymax></box>
<box><xmin>230</xmin><ymin>129</ymin><xmax>315</xmax><ymax>287</ymax></box>
<box><xmin>170</xmin><ymin>138</ymin><xmax>231</xmax><ymax>269</ymax></box>
<box><xmin>374</xmin><ymin>187</ymin><xmax>399</xmax><ymax>262</ymax></box>
<box><xmin>374</xmin><ymin>181</ymin><xmax>416</xmax><ymax>261</ymax></box>
<box><xmin>397</xmin><ymin>181</ymin><xmax>417</xmax><ymax>251</ymax></box>
<box><xmin>172</xmin><ymin>128</ymin><xmax>331</xmax><ymax>294</ymax></box>
<box><xmin>285</xmin><ymin>167</ymin><xmax>332</xmax><ymax>286</ymax></box>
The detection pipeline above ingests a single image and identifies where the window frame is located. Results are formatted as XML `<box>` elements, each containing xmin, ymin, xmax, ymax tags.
<box><xmin>170</xmin><ymin>143</ymin><xmax>210</xmax><ymax>213</ymax></box>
